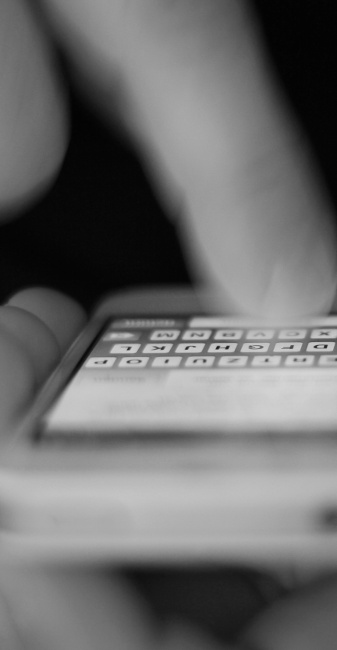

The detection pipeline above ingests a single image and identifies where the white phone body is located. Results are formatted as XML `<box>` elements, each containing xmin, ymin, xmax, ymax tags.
<box><xmin>2</xmin><ymin>286</ymin><xmax>337</xmax><ymax>568</ymax></box>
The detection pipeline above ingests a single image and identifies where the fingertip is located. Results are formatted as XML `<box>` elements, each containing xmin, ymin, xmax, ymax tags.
<box><xmin>7</xmin><ymin>288</ymin><xmax>87</xmax><ymax>353</ymax></box>
<box><xmin>183</xmin><ymin>191</ymin><xmax>337</xmax><ymax>320</ymax></box>
<box><xmin>0</xmin><ymin>327</ymin><xmax>35</xmax><ymax>432</ymax></box>
<box><xmin>0</xmin><ymin>306</ymin><xmax>61</xmax><ymax>383</ymax></box>
<box><xmin>0</xmin><ymin>289</ymin><xmax>86</xmax><ymax>431</ymax></box>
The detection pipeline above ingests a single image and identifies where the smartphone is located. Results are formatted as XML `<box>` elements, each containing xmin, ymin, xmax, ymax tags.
<box><xmin>2</xmin><ymin>286</ymin><xmax>337</xmax><ymax>567</ymax></box>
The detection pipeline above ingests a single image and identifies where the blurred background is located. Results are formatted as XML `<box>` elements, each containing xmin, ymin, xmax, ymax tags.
<box><xmin>0</xmin><ymin>1</ymin><xmax>336</xmax><ymax>310</ymax></box>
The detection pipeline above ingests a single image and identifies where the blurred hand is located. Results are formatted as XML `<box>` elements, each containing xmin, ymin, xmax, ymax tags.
<box><xmin>1</xmin><ymin>0</ymin><xmax>337</xmax><ymax>317</ymax></box>
<box><xmin>1</xmin><ymin>289</ymin><xmax>337</xmax><ymax>648</ymax></box>
<box><xmin>0</xmin><ymin>288</ymin><xmax>155</xmax><ymax>650</ymax></box>
<box><xmin>0</xmin><ymin>288</ymin><xmax>227</xmax><ymax>650</ymax></box>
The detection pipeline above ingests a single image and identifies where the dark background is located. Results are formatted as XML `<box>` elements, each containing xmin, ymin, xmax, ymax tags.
<box><xmin>0</xmin><ymin>1</ymin><xmax>336</xmax><ymax>310</ymax></box>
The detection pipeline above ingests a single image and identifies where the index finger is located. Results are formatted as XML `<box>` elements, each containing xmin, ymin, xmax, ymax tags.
<box><xmin>41</xmin><ymin>0</ymin><xmax>337</xmax><ymax>317</ymax></box>
<box><xmin>120</xmin><ymin>0</ymin><xmax>337</xmax><ymax>317</ymax></box>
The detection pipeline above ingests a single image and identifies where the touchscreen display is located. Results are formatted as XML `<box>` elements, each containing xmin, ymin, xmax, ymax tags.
<box><xmin>42</xmin><ymin>316</ymin><xmax>337</xmax><ymax>436</ymax></box>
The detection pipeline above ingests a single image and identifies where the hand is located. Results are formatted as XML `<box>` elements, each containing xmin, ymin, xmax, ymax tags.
<box><xmin>1</xmin><ymin>0</ymin><xmax>337</xmax><ymax>317</ymax></box>
<box><xmin>0</xmin><ymin>288</ymin><xmax>155</xmax><ymax>650</ymax></box>
<box><xmin>1</xmin><ymin>288</ymin><xmax>337</xmax><ymax>649</ymax></box>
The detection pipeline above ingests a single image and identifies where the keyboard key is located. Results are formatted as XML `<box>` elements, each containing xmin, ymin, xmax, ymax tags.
<box><xmin>214</xmin><ymin>329</ymin><xmax>243</xmax><ymax>340</ymax></box>
<box><xmin>102</xmin><ymin>332</ymin><xmax>140</xmax><ymax>341</ymax></box>
<box><xmin>252</xmin><ymin>355</ymin><xmax>281</xmax><ymax>367</ymax></box>
<box><xmin>307</xmin><ymin>342</ymin><xmax>335</xmax><ymax>352</ymax></box>
<box><xmin>311</xmin><ymin>329</ymin><xmax>337</xmax><ymax>339</ymax></box>
<box><xmin>241</xmin><ymin>343</ymin><xmax>270</xmax><ymax>353</ymax></box>
<box><xmin>143</xmin><ymin>343</ymin><xmax>173</xmax><ymax>354</ymax></box>
<box><xmin>278</xmin><ymin>329</ymin><xmax>306</xmax><ymax>339</ymax></box>
<box><xmin>246</xmin><ymin>329</ymin><xmax>274</xmax><ymax>340</ymax></box>
<box><xmin>110</xmin><ymin>343</ymin><xmax>141</xmax><ymax>354</ymax></box>
<box><xmin>119</xmin><ymin>357</ymin><xmax>149</xmax><ymax>368</ymax></box>
<box><xmin>285</xmin><ymin>355</ymin><xmax>314</xmax><ymax>367</ymax></box>
<box><xmin>86</xmin><ymin>357</ymin><xmax>116</xmax><ymax>368</ymax></box>
<box><xmin>182</xmin><ymin>329</ymin><xmax>211</xmax><ymax>341</ymax></box>
<box><xmin>103</xmin><ymin>331</ymin><xmax>140</xmax><ymax>341</ymax></box>
<box><xmin>185</xmin><ymin>356</ymin><xmax>215</xmax><ymax>367</ymax></box>
<box><xmin>176</xmin><ymin>343</ymin><xmax>205</xmax><ymax>354</ymax></box>
<box><xmin>218</xmin><ymin>355</ymin><xmax>248</xmax><ymax>368</ymax></box>
<box><xmin>152</xmin><ymin>356</ymin><xmax>182</xmax><ymax>368</ymax></box>
<box><xmin>318</xmin><ymin>355</ymin><xmax>337</xmax><ymax>366</ymax></box>
<box><xmin>218</xmin><ymin>356</ymin><xmax>248</xmax><ymax>367</ymax></box>
<box><xmin>274</xmin><ymin>342</ymin><xmax>302</xmax><ymax>353</ymax></box>
<box><xmin>150</xmin><ymin>330</ymin><xmax>180</xmax><ymax>341</ymax></box>
<box><xmin>208</xmin><ymin>343</ymin><xmax>237</xmax><ymax>353</ymax></box>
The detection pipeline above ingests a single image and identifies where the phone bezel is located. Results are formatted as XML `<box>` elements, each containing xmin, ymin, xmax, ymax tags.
<box><xmin>5</xmin><ymin>285</ymin><xmax>337</xmax><ymax>474</ymax></box>
<box><xmin>2</xmin><ymin>287</ymin><xmax>337</xmax><ymax>564</ymax></box>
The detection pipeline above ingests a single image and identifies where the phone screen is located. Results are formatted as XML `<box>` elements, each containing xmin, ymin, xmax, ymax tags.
<box><xmin>41</xmin><ymin>315</ymin><xmax>337</xmax><ymax>439</ymax></box>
